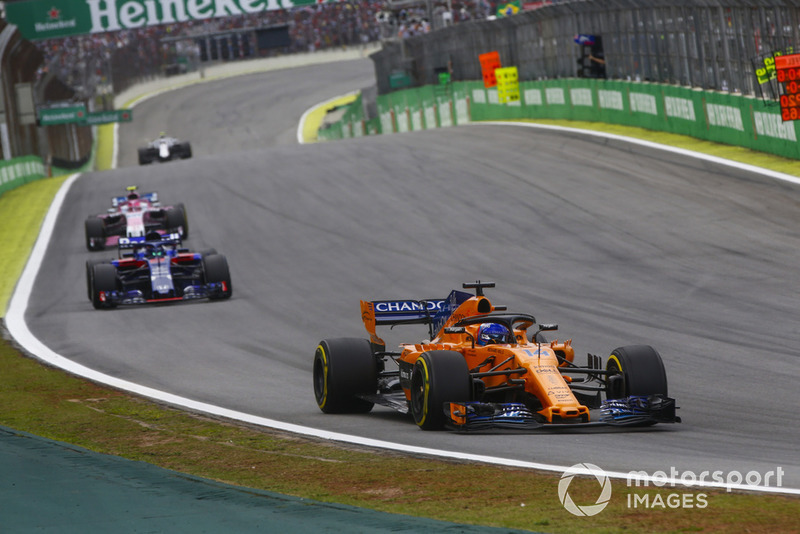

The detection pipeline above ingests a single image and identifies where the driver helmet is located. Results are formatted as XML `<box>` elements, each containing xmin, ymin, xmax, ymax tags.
<box><xmin>159</xmin><ymin>131</ymin><xmax>166</xmax><ymax>138</ymax></box>
<box><xmin>477</xmin><ymin>323</ymin><xmax>512</xmax><ymax>346</ymax></box>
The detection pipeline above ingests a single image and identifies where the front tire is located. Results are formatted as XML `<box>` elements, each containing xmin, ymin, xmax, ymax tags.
<box><xmin>606</xmin><ymin>345</ymin><xmax>668</xmax><ymax>399</ymax></box>
<box><xmin>202</xmin><ymin>254</ymin><xmax>232</xmax><ymax>299</ymax></box>
<box><xmin>86</xmin><ymin>259</ymin><xmax>110</xmax><ymax>300</ymax></box>
<box><xmin>410</xmin><ymin>350</ymin><xmax>471</xmax><ymax>430</ymax></box>
<box><xmin>313</xmin><ymin>338</ymin><xmax>376</xmax><ymax>414</ymax></box>
<box><xmin>180</xmin><ymin>142</ymin><xmax>192</xmax><ymax>159</ymax></box>
<box><xmin>91</xmin><ymin>263</ymin><xmax>118</xmax><ymax>309</ymax></box>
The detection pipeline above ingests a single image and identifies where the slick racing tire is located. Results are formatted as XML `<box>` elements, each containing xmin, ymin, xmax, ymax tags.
<box><xmin>85</xmin><ymin>259</ymin><xmax>110</xmax><ymax>301</ymax></box>
<box><xmin>410</xmin><ymin>351</ymin><xmax>471</xmax><ymax>430</ymax></box>
<box><xmin>85</xmin><ymin>218</ymin><xmax>106</xmax><ymax>251</ymax></box>
<box><xmin>173</xmin><ymin>203</ymin><xmax>189</xmax><ymax>238</ymax></box>
<box><xmin>165</xmin><ymin>206</ymin><xmax>188</xmax><ymax>238</ymax></box>
<box><xmin>203</xmin><ymin>254</ymin><xmax>232</xmax><ymax>299</ymax></box>
<box><xmin>91</xmin><ymin>263</ymin><xmax>119</xmax><ymax>309</ymax></box>
<box><xmin>606</xmin><ymin>345</ymin><xmax>668</xmax><ymax>399</ymax></box>
<box><xmin>138</xmin><ymin>148</ymin><xmax>152</xmax><ymax>165</ymax></box>
<box><xmin>313</xmin><ymin>338</ymin><xmax>377</xmax><ymax>414</ymax></box>
<box><xmin>180</xmin><ymin>142</ymin><xmax>192</xmax><ymax>159</ymax></box>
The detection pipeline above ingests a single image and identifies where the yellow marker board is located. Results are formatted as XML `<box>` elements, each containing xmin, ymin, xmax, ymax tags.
<box><xmin>495</xmin><ymin>66</ymin><xmax>520</xmax><ymax>104</ymax></box>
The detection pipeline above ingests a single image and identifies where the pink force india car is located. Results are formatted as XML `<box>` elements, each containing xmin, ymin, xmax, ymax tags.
<box><xmin>84</xmin><ymin>186</ymin><xmax>189</xmax><ymax>251</ymax></box>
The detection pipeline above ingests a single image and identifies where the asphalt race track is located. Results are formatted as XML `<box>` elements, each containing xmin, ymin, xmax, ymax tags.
<box><xmin>23</xmin><ymin>58</ymin><xmax>800</xmax><ymax>491</ymax></box>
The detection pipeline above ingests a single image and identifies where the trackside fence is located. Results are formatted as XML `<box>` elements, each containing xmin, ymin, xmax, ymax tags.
<box><xmin>317</xmin><ymin>79</ymin><xmax>800</xmax><ymax>161</ymax></box>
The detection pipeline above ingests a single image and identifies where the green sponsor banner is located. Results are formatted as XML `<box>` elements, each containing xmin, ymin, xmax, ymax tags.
<box><xmin>38</xmin><ymin>105</ymin><xmax>88</xmax><ymax>126</ymax></box>
<box><xmin>390</xmin><ymin>90</ymin><xmax>410</xmax><ymax>133</ymax></box>
<box><xmin>324</xmin><ymin>80</ymin><xmax>800</xmax><ymax>159</ymax></box>
<box><xmin>417</xmin><ymin>85</ymin><xmax>437</xmax><ymax>129</ymax></box>
<box><xmin>5</xmin><ymin>1</ymin><xmax>90</xmax><ymax>41</ymax></box>
<box><xmin>0</xmin><ymin>156</ymin><xmax>46</xmax><ymax>197</ymax></box>
<box><xmin>6</xmin><ymin>0</ymin><xmax>338</xmax><ymax>41</ymax></box>
<box><xmin>81</xmin><ymin>109</ymin><xmax>133</xmax><ymax>125</ymax></box>
<box><xmin>452</xmin><ymin>82</ymin><xmax>471</xmax><ymax>126</ymax></box>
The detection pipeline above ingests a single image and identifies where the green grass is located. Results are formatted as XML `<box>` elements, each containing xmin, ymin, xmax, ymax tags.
<box><xmin>1</xmin><ymin>119</ymin><xmax>798</xmax><ymax>533</ymax></box>
<box><xmin>0</xmin><ymin>175</ymin><xmax>69</xmax><ymax>314</ymax></box>
<box><xmin>1</xmin><ymin>336</ymin><xmax>798</xmax><ymax>533</ymax></box>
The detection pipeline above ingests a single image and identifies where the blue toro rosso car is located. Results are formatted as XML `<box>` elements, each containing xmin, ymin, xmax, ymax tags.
<box><xmin>86</xmin><ymin>233</ymin><xmax>231</xmax><ymax>309</ymax></box>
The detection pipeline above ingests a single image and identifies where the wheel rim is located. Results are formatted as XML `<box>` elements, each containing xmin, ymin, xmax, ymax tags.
<box><xmin>606</xmin><ymin>356</ymin><xmax>625</xmax><ymax>398</ymax></box>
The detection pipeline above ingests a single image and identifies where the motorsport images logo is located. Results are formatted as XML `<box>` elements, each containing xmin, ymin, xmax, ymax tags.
<box><xmin>558</xmin><ymin>463</ymin><xmax>784</xmax><ymax>514</ymax></box>
<box><xmin>558</xmin><ymin>463</ymin><xmax>612</xmax><ymax>516</ymax></box>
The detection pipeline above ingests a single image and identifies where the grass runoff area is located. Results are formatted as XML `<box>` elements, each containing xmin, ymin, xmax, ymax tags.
<box><xmin>1</xmin><ymin>120</ymin><xmax>800</xmax><ymax>533</ymax></box>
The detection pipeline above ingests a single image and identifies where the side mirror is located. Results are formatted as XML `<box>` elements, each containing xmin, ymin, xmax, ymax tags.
<box><xmin>532</xmin><ymin>323</ymin><xmax>558</xmax><ymax>344</ymax></box>
<box><xmin>445</xmin><ymin>326</ymin><xmax>475</xmax><ymax>348</ymax></box>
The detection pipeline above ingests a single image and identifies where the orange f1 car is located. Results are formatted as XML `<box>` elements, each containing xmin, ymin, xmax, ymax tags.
<box><xmin>313</xmin><ymin>282</ymin><xmax>680</xmax><ymax>431</ymax></box>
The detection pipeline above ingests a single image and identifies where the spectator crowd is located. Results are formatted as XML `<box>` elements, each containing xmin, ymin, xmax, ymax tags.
<box><xmin>33</xmin><ymin>0</ymin><xmax>498</xmax><ymax>100</ymax></box>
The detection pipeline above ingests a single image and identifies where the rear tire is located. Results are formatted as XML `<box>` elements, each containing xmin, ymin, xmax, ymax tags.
<box><xmin>606</xmin><ymin>345</ymin><xmax>668</xmax><ymax>399</ymax></box>
<box><xmin>138</xmin><ymin>148</ymin><xmax>151</xmax><ymax>165</ymax></box>
<box><xmin>173</xmin><ymin>203</ymin><xmax>189</xmax><ymax>238</ymax></box>
<box><xmin>410</xmin><ymin>350</ymin><xmax>471</xmax><ymax>430</ymax></box>
<box><xmin>165</xmin><ymin>207</ymin><xmax>187</xmax><ymax>238</ymax></box>
<box><xmin>91</xmin><ymin>263</ymin><xmax>118</xmax><ymax>309</ymax></box>
<box><xmin>85</xmin><ymin>218</ymin><xmax>106</xmax><ymax>251</ymax></box>
<box><xmin>181</xmin><ymin>142</ymin><xmax>192</xmax><ymax>159</ymax></box>
<box><xmin>203</xmin><ymin>254</ymin><xmax>232</xmax><ymax>299</ymax></box>
<box><xmin>313</xmin><ymin>338</ymin><xmax>376</xmax><ymax>414</ymax></box>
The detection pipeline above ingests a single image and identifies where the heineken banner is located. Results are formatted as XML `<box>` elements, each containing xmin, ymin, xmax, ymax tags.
<box><xmin>82</xmin><ymin>109</ymin><xmax>133</xmax><ymax>125</ymax></box>
<box><xmin>6</xmin><ymin>0</ymin><xmax>336</xmax><ymax>41</ymax></box>
<box><xmin>38</xmin><ymin>105</ymin><xmax>87</xmax><ymax>126</ymax></box>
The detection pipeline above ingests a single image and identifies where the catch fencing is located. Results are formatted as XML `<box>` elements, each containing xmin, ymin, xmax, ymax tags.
<box><xmin>370</xmin><ymin>0</ymin><xmax>800</xmax><ymax>100</ymax></box>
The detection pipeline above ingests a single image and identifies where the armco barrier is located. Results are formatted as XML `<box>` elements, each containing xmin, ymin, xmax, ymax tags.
<box><xmin>323</xmin><ymin>79</ymin><xmax>800</xmax><ymax>161</ymax></box>
<box><xmin>0</xmin><ymin>156</ymin><xmax>46</xmax><ymax>197</ymax></box>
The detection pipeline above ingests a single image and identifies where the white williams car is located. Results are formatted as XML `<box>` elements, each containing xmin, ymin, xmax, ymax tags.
<box><xmin>138</xmin><ymin>133</ymin><xmax>192</xmax><ymax>164</ymax></box>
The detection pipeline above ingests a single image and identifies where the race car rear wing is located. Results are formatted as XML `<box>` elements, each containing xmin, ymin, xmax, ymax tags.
<box><xmin>111</xmin><ymin>191</ymin><xmax>158</xmax><ymax>207</ymax></box>
<box><xmin>118</xmin><ymin>233</ymin><xmax>182</xmax><ymax>250</ymax></box>
<box><xmin>360</xmin><ymin>282</ymin><xmax>500</xmax><ymax>347</ymax></box>
<box><xmin>360</xmin><ymin>290</ymin><xmax>473</xmax><ymax>347</ymax></box>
